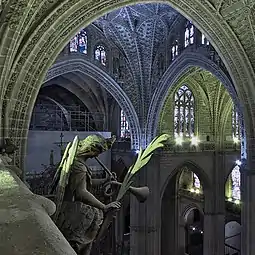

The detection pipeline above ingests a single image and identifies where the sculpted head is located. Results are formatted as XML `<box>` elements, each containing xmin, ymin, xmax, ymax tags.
<box><xmin>76</xmin><ymin>134</ymin><xmax>116</xmax><ymax>158</ymax></box>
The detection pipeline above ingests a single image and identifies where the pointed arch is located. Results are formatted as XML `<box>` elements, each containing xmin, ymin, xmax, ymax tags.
<box><xmin>45</xmin><ymin>56</ymin><xmax>141</xmax><ymax>149</ymax></box>
<box><xmin>184</xmin><ymin>20</ymin><xmax>194</xmax><ymax>47</ymax></box>
<box><xmin>94</xmin><ymin>44</ymin><xmax>107</xmax><ymax>66</ymax></box>
<box><xmin>160</xmin><ymin>160</ymin><xmax>211</xmax><ymax>199</ymax></box>
<box><xmin>174</xmin><ymin>84</ymin><xmax>195</xmax><ymax>137</ymax></box>
<box><xmin>225</xmin><ymin>160</ymin><xmax>241</xmax><ymax>201</ymax></box>
<box><xmin>69</xmin><ymin>29</ymin><xmax>88</xmax><ymax>54</ymax></box>
<box><xmin>146</xmin><ymin>52</ymin><xmax>240</xmax><ymax>146</ymax></box>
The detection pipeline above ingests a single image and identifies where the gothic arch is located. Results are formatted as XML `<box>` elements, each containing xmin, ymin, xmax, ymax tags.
<box><xmin>182</xmin><ymin>203</ymin><xmax>204</xmax><ymax>221</ymax></box>
<box><xmin>161</xmin><ymin>160</ymin><xmax>210</xmax><ymax>255</ymax></box>
<box><xmin>160</xmin><ymin>160</ymin><xmax>212</xmax><ymax>200</ymax></box>
<box><xmin>1</xmin><ymin>1</ymin><xmax>254</xmax><ymax>168</ymax></box>
<box><xmin>147</xmin><ymin>52</ymin><xmax>239</xmax><ymax>145</ymax></box>
<box><xmin>44</xmin><ymin>56</ymin><xmax>141</xmax><ymax>150</ymax></box>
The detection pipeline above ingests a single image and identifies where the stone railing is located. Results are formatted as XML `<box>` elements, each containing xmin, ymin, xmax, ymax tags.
<box><xmin>0</xmin><ymin>167</ymin><xmax>76</xmax><ymax>255</ymax></box>
<box><xmin>162</xmin><ymin>141</ymin><xmax>240</xmax><ymax>153</ymax></box>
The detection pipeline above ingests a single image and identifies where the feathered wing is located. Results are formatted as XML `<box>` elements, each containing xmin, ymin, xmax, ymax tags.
<box><xmin>50</xmin><ymin>142</ymin><xmax>72</xmax><ymax>194</ymax></box>
<box><xmin>52</xmin><ymin>135</ymin><xmax>79</xmax><ymax>223</ymax></box>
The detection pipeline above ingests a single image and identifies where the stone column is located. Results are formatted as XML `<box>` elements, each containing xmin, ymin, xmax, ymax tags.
<box><xmin>178</xmin><ymin>216</ymin><xmax>186</xmax><ymax>255</ymax></box>
<box><xmin>203</xmin><ymin>152</ymin><xmax>225</xmax><ymax>255</ymax></box>
<box><xmin>130</xmin><ymin>154</ymin><xmax>161</xmax><ymax>255</ymax></box>
<box><xmin>241</xmin><ymin>156</ymin><xmax>255</xmax><ymax>255</ymax></box>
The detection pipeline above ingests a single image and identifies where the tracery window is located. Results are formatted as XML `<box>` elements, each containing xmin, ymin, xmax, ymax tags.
<box><xmin>171</xmin><ymin>40</ymin><xmax>179</xmax><ymax>61</ymax></box>
<box><xmin>174</xmin><ymin>85</ymin><xmax>195</xmax><ymax>137</ymax></box>
<box><xmin>201</xmin><ymin>34</ymin><xmax>210</xmax><ymax>45</ymax></box>
<box><xmin>69</xmin><ymin>29</ymin><xmax>87</xmax><ymax>54</ymax></box>
<box><xmin>95</xmin><ymin>45</ymin><xmax>106</xmax><ymax>66</ymax></box>
<box><xmin>184</xmin><ymin>21</ymin><xmax>194</xmax><ymax>48</ymax></box>
<box><xmin>232</xmin><ymin>107</ymin><xmax>240</xmax><ymax>140</ymax></box>
<box><xmin>193</xmin><ymin>173</ymin><xmax>201</xmax><ymax>189</ymax></box>
<box><xmin>120</xmin><ymin>110</ymin><xmax>130</xmax><ymax>139</ymax></box>
<box><xmin>231</xmin><ymin>164</ymin><xmax>241</xmax><ymax>200</ymax></box>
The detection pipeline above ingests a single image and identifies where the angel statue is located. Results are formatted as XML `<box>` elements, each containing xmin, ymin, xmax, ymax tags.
<box><xmin>50</xmin><ymin>134</ymin><xmax>121</xmax><ymax>255</ymax></box>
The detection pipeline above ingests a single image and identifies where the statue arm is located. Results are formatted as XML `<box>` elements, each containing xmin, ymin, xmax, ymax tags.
<box><xmin>75</xmin><ymin>175</ymin><xmax>106</xmax><ymax>211</ymax></box>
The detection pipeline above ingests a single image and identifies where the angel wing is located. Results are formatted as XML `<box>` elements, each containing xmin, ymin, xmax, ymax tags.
<box><xmin>52</xmin><ymin>135</ymin><xmax>79</xmax><ymax>222</ymax></box>
<box><xmin>50</xmin><ymin>142</ymin><xmax>72</xmax><ymax>194</ymax></box>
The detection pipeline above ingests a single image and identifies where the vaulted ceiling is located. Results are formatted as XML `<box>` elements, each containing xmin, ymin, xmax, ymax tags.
<box><xmin>1</xmin><ymin>0</ymin><xmax>255</xmax><ymax>167</ymax></box>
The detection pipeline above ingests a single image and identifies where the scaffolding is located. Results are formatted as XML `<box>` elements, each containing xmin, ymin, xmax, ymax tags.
<box><xmin>30</xmin><ymin>104</ymin><xmax>105</xmax><ymax>131</ymax></box>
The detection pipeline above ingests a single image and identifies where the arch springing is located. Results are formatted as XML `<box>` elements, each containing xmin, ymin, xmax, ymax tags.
<box><xmin>120</xmin><ymin>109</ymin><xmax>130</xmax><ymax>139</ymax></box>
<box><xmin>174</xmin><ymin>85</ymin><xmax>195</xmax><ymax>137</ymax></box>
<box><xmin>70</xmin><ymin>29</ymin><xmax>88</xmax><ymax>54</ymax></box>
<box><xmin>95</xmin><ymin>45</ymin><xmax>106</xmax><ymax>66</ymax></box>
<box><xmin>184</xmin><ymin>21</ymin><xmax>194</xmax><ymax>48</ymax></box>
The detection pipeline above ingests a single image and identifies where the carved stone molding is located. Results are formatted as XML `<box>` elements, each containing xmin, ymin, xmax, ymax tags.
<box><xmin>1</xmin><ymin>0</ymin><xmax>255</xmax><ymax>170</ymax></box>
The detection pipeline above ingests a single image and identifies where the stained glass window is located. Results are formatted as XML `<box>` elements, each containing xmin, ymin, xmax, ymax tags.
<box><xmin>231</xmin><ymin>164</ymin><xmax>241</xmax><ymax>200</ymax></box>
<box><xmin>174</xmin><ymin>85</ymin><xmax>195</xmax><ymax>137</ymax></box>
<box><xmin>70</xmin><ymin>29</ymin><xmax>87</xmax><ymax>54</ymax></box>
<box><xmin>184</xmin><ymin>21</ymin><xmax>194</xmax><ymax>48</ymax></box>
<box><xmin>120</xmin><ymin>110</ymin><xmax>130</xmax><ymax>138</ymax></box>
<box><xmin>171</xmin><ymin>40</ymin><xmax>178</xmax><ymax>60</ymax></box>
<box><xmin>232</xmin><ymin>107</ymin><xmax>240</xmax><ymax>140</ymax></box>
<box><xmin>193</xmin><ymin>173</ymin><xmax>201</xmax><ymax>189</ymax></box>
<box><xmin>95</xmin><ymin>45</ymin><xmax>106</xmax><ymax>66</ymax></box>
<box><xmin>201</xmin><ymin>34</ymin><xmax>210</xmax><ymax>45</ymax></box>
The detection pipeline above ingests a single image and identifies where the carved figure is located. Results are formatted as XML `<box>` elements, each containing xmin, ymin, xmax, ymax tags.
<box><xmin>51</xmin><ymin>134</ymin><xmax>120</xmax><ymax>255</ymax></box>
<box><xmin>51</xmin><ymin>133</ymin><xmax>170</xmax><ymax>255</ymax></box>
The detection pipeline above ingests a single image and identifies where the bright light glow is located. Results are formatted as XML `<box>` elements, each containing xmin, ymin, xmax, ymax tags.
<box><xmin>193</xmin><ymin>173</ymin><xmax>201</xmax><ymax>189</ymax></box>
<box><xmin>175</xmin><ymin>136</ymin><xmax>183</xmax><ymax>145</ymax></box>
<box><xmin>235</xmin><ymin>160</ymin><xmax>242</xmax><ymax>166</ymax></box>
<box><xmin>200</xmin><ymin>231</ymin><xmax>203</xmax><ymax>234</ymax></box>
<box><xmin>190</xmin><ymin>188</ymin><xmax>195</xmax><ymax>193</ymax></box>
<box><xmin>192</xmin><ymin>227</ymin><xmax>196</xmax><ymax>231</ymax></box>
<box><xmin>195</xmin><ymin>189</ymin><xmax>200</xmax><ymax>194</ymax></box>
<box><xmin>191</xmin><ymin>136</ymin><xmax>200</xmax><ymax>146</ymax></box>
<box><xmin>228</xmin><ymin>197</ymin><xmax>233</xmax><ymax>202</ymax></box>
<box><xmin>234</xmin><ymin>200</ymin><xmax>240</xmax><ymax>205</ymax></box>
<box><xmin>135</xmin><ymin>150</ymin><xmax>140</xmax><ymax>154</ymax></box>
<box><xmin>233</xmin><ymin>136</ymin><xmax>239</xmax><ymax>143</ymax></box>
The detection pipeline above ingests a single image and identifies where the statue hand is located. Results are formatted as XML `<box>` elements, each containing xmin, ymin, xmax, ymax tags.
<box><xmin>104</xmin><ymin>201</ymin><xmax>121</xmax><ymax>213</ymax></box>
<box><xmin>110</xmin><ymin>172</ymin><xmax>117</xmax><ymax>181</ymax></box>
<box><xmin>106</xmin><ymin>171</ymin><xmax>117</xmax><ymax>182</ymax></box>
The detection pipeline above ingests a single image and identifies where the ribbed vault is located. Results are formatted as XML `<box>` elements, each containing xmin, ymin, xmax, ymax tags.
<box><xmin>0</xmin><ymin>0</ymin><xmax>254</xmax><ymax>171</ymax></box>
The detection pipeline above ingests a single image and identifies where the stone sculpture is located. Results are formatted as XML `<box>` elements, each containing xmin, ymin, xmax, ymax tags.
<box><xmin>51</xmin><ymin>134</ymin><xmax>121</xmax><ymax>255</ymax></box>
<box><xmin>51</xmin><ymin>133</ymin><xmax>170</xmax><ymax>255</ymax></box>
